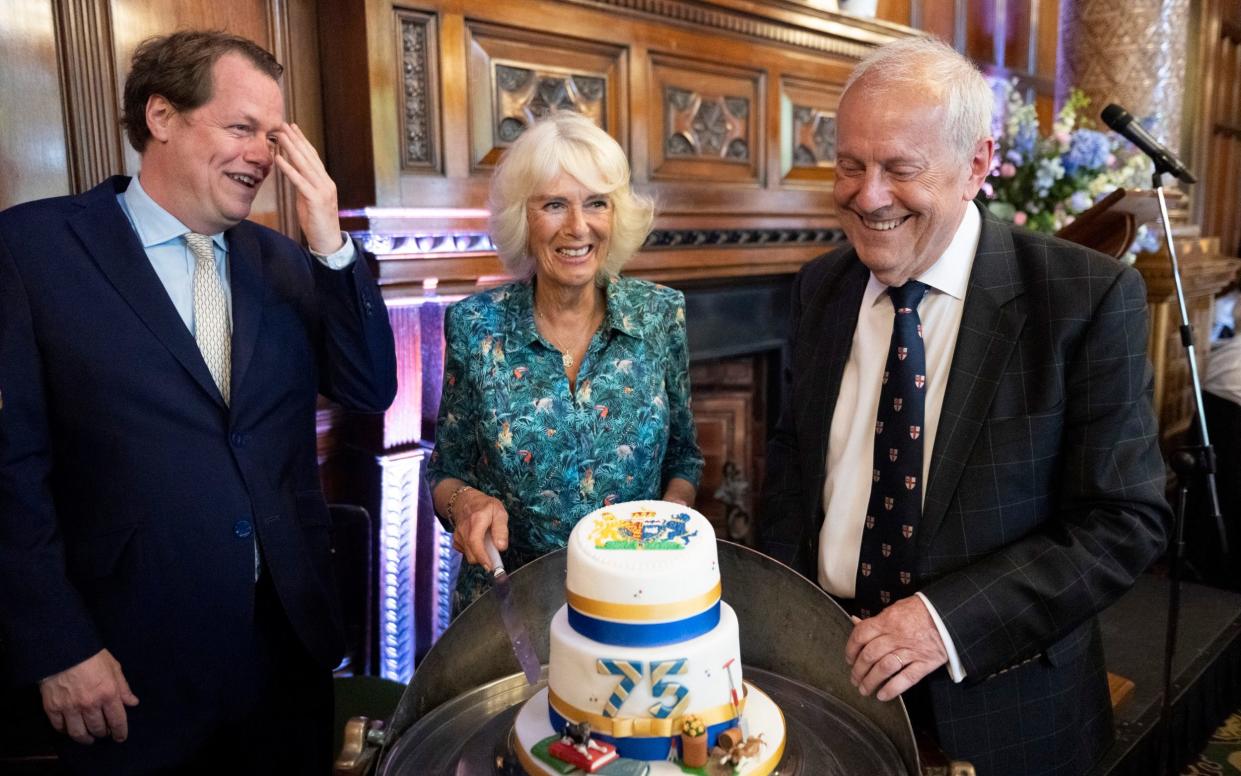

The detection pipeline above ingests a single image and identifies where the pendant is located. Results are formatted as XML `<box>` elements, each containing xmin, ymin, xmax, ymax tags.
<box><xmin>562</xmin><ymin>352</ymin><xmax>574</xmax><ymax>370</ymax></box>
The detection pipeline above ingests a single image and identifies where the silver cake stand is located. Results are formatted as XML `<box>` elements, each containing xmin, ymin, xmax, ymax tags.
<box><xmin>376</xmin><ymin>542</ymin><xmax>920</xmax><ymax>775</ymax></box>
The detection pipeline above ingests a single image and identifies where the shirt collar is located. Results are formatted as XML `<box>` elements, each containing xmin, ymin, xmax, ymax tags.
<box><xmin>864</xmin><ymin>200</ymin><xmax>981</xmax><ymax>307</ymax></box>
<box><xmin>121</xmin><ymin>174</ymin><xmax>227</xmax><ymax>253</ymax></box>
<box><xmin>503</xmin><ymin>276</ymin><xmax>643</xmax><ymax>347</ymax></box>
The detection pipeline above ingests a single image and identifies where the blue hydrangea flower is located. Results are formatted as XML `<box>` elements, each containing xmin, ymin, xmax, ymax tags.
<box><xmin>1014</xmin><ymin>121</ymin><xmax>1038</xmax><ymax>158</ymax></box>
<box><xmin>1064</xmin><ymin>129</ymin><xmax>1111</xmax><ymax>174</ymax></box>
<box><xmin>1034</xmin><ymin>157</ymin><xmax>1065</xmax><ymax>197</ymax></box>
<box><xmin>1069</xmin><ymin>191</ymin><xmax>1093</xmax><ymax>213</ymax></box>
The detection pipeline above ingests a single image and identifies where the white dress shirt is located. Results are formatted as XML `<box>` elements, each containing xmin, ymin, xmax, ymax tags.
<box><xmin>819</xmin><ymin>202</ymin><xmax>981</xmax><ymax>681</ymax></box>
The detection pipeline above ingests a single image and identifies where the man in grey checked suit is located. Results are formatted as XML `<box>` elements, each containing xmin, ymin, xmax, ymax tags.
<box><xmin>760</xmin><ymin>38</ymin><xmax>1170</xmax><ymax>774</ymax></box>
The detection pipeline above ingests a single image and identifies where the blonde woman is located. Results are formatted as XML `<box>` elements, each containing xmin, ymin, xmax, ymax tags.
<box><xmin>429</xmin><ymin>112</ymin><xmax>703</xmax><ymax>611</ymax></box>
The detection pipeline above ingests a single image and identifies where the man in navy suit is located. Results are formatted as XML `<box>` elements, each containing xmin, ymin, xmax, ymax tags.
<box><xmin>0</xmin><ymin>31</ymin><xmax>396</xmax><ymax>773</ymax></box>
<box><xmin>760</xmin><ymin>38</ymin><xmax>1169</xmax><ymax>774</ymax></box>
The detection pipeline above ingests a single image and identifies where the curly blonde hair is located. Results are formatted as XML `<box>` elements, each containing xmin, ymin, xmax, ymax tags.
<box><xmin>489</xmin><ymin>112</ymin><xmax>654</xmax><ymax>281</ymax></box>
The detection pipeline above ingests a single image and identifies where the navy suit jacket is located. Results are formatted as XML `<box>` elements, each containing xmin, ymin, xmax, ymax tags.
<box><xmin>761</xmin><ymin>208</ymin><xmax>1170</xmax><ymax>775</ymax></box>
<box><xmin>0</xmin><ymin>176</ymin><xmax>396</xmax><ymax>722</ymax></box>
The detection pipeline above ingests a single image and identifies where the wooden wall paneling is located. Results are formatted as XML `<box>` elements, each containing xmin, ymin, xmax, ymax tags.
<box><xmin>874</xmin><ymin>0</ymin><xmax>912</xmax><ymax>27</ymax></box>
<box><xmin>0</xmin><ymin>0</ymin><xmax>72</xmax><ymax>207</ymax></box>
<box><xmin>463</xmin><ymin>21</ymin><xmax>626</xmax><ymax>169</ymax></box>
<box><xmin>647</xmin><ymin>54</ymin><xmax>764</xmax><ymax>185</ymax></box>
<box><xmin>909</xmin><ymin>0</ymin><xmax>964</xmax><ymax>47</ymax></box>
<box><xmin>57</xmin><ymin>0</ymin><xmax>126</xmax><ymax>194</ymax></box>
<box><xmin>395</xmin><ymin>8</ymin><xmax>441</xmax><ymax>174</ymax></box>
<box><xmin>270</xmin><ymin>0</ymin><xmax>326</xmax><ymax>238</ymax></box>
<box><xmin>109</xmin><ymin>0</ymin><xmax>281</xmax><ymax>230</ymax></box>
<box><xmin>779</xmin><ymin>75</ymin><xmax>843</xmax><ymax>186</ymax></box>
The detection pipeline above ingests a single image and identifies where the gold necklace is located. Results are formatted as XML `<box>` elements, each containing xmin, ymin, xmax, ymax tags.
<box><xmin>534</xmin><ymin>305</ymin><xmax>595</xmax><ymax>371</ymax></box>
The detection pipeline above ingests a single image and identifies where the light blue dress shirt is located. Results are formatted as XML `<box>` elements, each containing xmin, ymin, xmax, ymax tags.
<box><xmin>116</xmin><ymin>175</ymin><xmax>356</xmax><ymax>336</ymax></box>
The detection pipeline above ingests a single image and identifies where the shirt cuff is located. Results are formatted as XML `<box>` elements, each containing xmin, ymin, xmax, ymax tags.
<box><xmin>915</xmin><ymin>591</ymin><xmax>967</xmax><ymax>682</ymax></box>
<box><xmin>309</xmin><ymin>232</ymin><xmax>357</xmax><ymax>270</ymax></box>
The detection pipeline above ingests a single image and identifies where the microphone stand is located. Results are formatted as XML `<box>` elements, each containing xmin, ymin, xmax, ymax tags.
<box><xmin>1151</xmin><ymin>169</ymin><xmax>1228</xmax><ymax>775</ymax></box>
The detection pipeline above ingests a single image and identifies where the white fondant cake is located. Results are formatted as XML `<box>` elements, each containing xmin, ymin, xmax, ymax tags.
<box><xmin>515</xmin><ymin>500</ymin><xmax>786</xmax><ymax>775</ymax></box>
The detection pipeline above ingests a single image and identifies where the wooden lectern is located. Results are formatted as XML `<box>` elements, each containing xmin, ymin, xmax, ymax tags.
<box><xmin>1054</xmin><ymin>187</ymin><xmax>1161</xmax><ymax>260</ymax></box>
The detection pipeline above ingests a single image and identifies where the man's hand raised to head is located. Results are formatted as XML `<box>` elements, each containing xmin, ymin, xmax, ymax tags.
<box><xmin>845</xmin><ymin>596</ymin><xmax>948</xmax><ymax>702</ymax></box>
<box><xmin>39</xmin><ymin>648</ymin><xmax>139</xmax><ymax>745</ymax></box>
<box><xmin>273</xmin><ymin>122</ymin><xmax>345</xmax><ymax>255</ymax></box>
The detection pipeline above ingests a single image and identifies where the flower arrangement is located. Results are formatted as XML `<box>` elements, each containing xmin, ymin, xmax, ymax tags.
<box><xmin>984</xmin><ymin>81</ymin><xmax>1160</xmax><ymax>260</ymax></box>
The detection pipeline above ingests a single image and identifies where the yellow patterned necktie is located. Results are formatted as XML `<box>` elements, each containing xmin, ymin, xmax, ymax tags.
<box><xmin>184</xmin><ymin>233</ymin><xmax>231</xmax><ymax>404</ymax></box>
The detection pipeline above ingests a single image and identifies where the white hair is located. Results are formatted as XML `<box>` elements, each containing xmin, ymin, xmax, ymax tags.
<box><xmin>488</xmin><ymin>112</ymin><xmax>654</xmax><ymax>280</ymax></box>
<box><xmin>843</xmin><ymin>36</ymin><xmax>993</xmax><ymax>161</ymax></box>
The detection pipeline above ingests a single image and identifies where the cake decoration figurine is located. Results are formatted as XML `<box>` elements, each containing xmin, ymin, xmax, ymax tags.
<box><xmin>548</xmin><ymin>721</ymin><xmax>618</xmax><ymax>772</ymax></box>
<box><xmin>708</xmin><ymin>733</ymin><xmax>767</xmax><ymax>776</ymax></box>
<box><xmin>680</xmin><ymin>714</ymin><xmax>708</xmax><ymax>767</ymax></box>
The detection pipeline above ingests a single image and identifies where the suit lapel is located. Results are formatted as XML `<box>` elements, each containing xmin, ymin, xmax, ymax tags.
<box><xmin>919</xmin><ymin>213</ymin><xmax>1027</xmax><ymax>549</ymax></box>
<box><xmin>226</xmin><ymin>223</ymin><xmax>265</xmax><ymax>403</ymax></box>
<box><xmin>803</xmin><ymin>254</ymin><xmax>869</xmax><ymax>511</ymax></box>
<box><xmin>69</xmin><ymin>177</ymin><xmax>226</xmax><ymax>406</ymax></box>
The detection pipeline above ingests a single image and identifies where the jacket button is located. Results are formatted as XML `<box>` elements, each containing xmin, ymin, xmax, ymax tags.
<box><xmin>233</xmin><ymin>520</ymin><xmax>253</xmax><ymax>539</ymax></box>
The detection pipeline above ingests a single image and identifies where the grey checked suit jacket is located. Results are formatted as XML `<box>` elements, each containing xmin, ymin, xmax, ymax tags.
<box><xmin>761</xmin><ymin>207</ymin><xmax>1170</xmax><ymax>775</ymax></box>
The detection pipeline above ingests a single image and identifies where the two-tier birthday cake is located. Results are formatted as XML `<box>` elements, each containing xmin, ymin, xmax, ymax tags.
<box><xmin>514</xmin><ymin>501</ymin><xmax>786</xmax><ymax>775</ymax></box>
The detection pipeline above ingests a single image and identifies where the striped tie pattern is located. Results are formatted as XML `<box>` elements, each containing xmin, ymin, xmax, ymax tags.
<box><xmin>185</xmin><ymin>233</ymin><xmax>231</xmax><ymax>404</ymax></box>
<box><xmin>854</xmin><ymin>280</ymin><xmax>928</xmax><ymax>618</ymax></box>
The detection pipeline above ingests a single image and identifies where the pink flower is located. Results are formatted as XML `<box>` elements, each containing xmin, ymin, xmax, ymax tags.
<box><xmin>1013</xmin><ymin>211</ymin><xmax>1028</xmax><ymax>226</ymax></box>
<box><xmin>1000</xmin><ymin>162</ymin><xmax>1017</xmax><ymax>178</ymax></box>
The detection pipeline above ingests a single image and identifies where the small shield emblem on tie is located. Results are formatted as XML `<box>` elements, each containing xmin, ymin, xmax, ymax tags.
<box><xmin>875</xmin><ymin>421</ymin><xmax>885</xmax><ymax>435</ymax></box>
<box><xmin>859</xmin><ymin>607</ymin><xmax>871</xmax><ymax>617</ymax></box>
<box><xmin>898</xmin><ymin>306</ymin><xmax>912</xmax><ymax>315</ymax></box>
<box><xmin>872</xmin><ymin>468</ymin><xmax>880</xmax><ymax>482</ymax></box>
<box><xmin>902</xmin><ymin>524</ymin><xmax>913</xmax><ymax>539</ymax></box>
<box><xmin>880</xmin><ymin>590</ymin><xmax>891</xmax><ymax>604</ymax></box>
<box><xmin>866</xmin><ymin>514</ymin><xmax>876</xmax><ymax>529</ymax></box>
<box><xmin>884</xmin><ymin>496</ymin><xmax>894</xmax><ymax>511</ymax></box>
<box><xmin>905</xmin><ymin>475</ymin><xmax>916</xmax><ymax>490</ymax></box>
<box><xmin>915</xmin><ymin>374</ymin><xmax>925</xmax><ymax>389</ymax></box>
<box><xmin>900</xmin><ymin>570</ymin><xmax>911</xmax><ymax>584</ymax></box>
<box><xmin>888</xmin><ymin>448</ymin><xmax>898</xmax><ymax>462</ymax></box>
<box><xmin>894</xmin><ymin>397</ymin><xmax>904</xmax><ymax>412</ymax></box>
<box><xmin>882</xmin><ymin>370</ymin><xmax>890</xmax><ymax>385</ymax></box>
<box><xmin>881</xmin><ymin>543</ymin><xmax>892</xmax><ymax>557</ymax></box>
<box><xmin>897</xmin><ymin>346</ymin><xmax>908</xmax><ymax>361</ymax></box>
<box><xmin>861</xmin><ymin>562</ymin><xmax>872</xmax><ymax>576</ymax></box>
<box><xmin>917</xmin><ymin>323</ymin><xmax>924</xmax><ymax>338</ymax></box>
<box><xmin>909</xmin><ymin>425</ymin><xmax>921</xmax><ymax>439</ymax></box>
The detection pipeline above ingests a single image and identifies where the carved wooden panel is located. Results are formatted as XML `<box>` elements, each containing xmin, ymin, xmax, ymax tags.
<box><xmin>689</xmin><ymin>355</ymin><xmax>768</xmax><ymax>546</ymax></box>
<box><xmin>465</xmin><ymin>21</ymin><xmax>625</xmax><ymax>169</ymax></box>
<box><xmin>649</xmin><ymin>55</ymin><xmax>762</xmax><ymax>183</ymax></box>
<box><xmin>780</xmin><ymin>76</ymin><xmax>843</xmax><ymax>185</ymax></box>
<box><xmin>396</xmin><ymin>9</ymin><xmax>440</xmax><ymax>172</ymax></box>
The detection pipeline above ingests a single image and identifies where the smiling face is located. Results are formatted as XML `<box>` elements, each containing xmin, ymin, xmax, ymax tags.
<box><xmin>833</xmin><ymin>80</ymin><xmax>991</xmax><ymax>285</ymax></box>
<box><xmin>141</xmin><ymin>53</ymin><xmax>283</xmax><ymax>234</ymax></box>
<box><xmin>526</xmin><ymin>172</ymin><xmax>613</xmax><ymax>293</ymax></box>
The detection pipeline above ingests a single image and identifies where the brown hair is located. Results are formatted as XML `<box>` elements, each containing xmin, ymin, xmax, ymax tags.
<box><xmin>121</xmin><ymin>30</ymin><xmax>283</xmax><ymax>153</ymax></box>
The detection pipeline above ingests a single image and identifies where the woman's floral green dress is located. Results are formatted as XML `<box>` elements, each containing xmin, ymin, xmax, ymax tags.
<box><xmin>428</xmin><ymin>277</ymin><xmax>704</xmax><ymax>611</ymax></box>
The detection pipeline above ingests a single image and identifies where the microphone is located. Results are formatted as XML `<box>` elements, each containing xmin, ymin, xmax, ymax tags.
<box><xmin>1101</xmin><ymin>104</ymin><xmax>1197</xmax><ymax>184</ymax></box>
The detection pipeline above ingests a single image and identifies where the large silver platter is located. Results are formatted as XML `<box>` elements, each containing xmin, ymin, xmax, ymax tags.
<box><xmin>380</xmin><ymin>541</ymin><xmax>920</xmax><ymax>775</ymax></box>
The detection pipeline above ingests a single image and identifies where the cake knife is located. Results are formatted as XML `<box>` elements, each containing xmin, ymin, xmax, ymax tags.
<box><xmin>484</xmin><ymin>534</ymin><xmax>542</xmax><ymax>685</ymax></box>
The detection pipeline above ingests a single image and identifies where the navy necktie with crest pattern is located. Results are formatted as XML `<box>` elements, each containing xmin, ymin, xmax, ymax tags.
<box><xmin>854</xmin><ymin>280</ymin><xmax>928</xmax><ymax>618</ymax></box>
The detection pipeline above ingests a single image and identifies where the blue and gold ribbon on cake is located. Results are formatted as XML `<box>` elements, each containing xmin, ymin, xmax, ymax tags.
<box><xmin>566</xmin><ymin>581</ymin><xmax>722</xmax><ymax>646</ymax></box>
<box><xmin>547</xmin><ymin>685</ymin><xmax>747</xmax><ymax>761</ymax></box>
